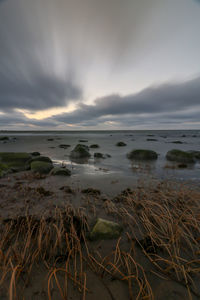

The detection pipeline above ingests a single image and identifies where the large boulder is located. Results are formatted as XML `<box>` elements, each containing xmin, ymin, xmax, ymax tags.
<box><xmin>50</xmin><ymin>167</ymin><xmax>71</xmax><ymax>176</ymax></box>
<box><xmin>127</xmin><ymin>149</ymin><xmax>158</xmax><ymax>160</ymax></box>
<box><xmin>29</xmin><ymin>156</ymin><xmax>52</xmax><ymax>163</ymax></box>
<box><xmin>0</xmin><ymin>152</ymin><xmax>32</xmax><ymax>171</ymax></box>
<box><xmin>70</xmin><ymin>144</ymin><xmax>91</xmax><ymax>159</ymax></box>
<box><xmin>31</xmin><ymin>161</ymin><xmax>53</xmax><ymax>174</ymax></box>
<box><xmin>90</xmin><ymin>218</ymin><xmax>123</xmax><ymax>240</ymax></box>
<box><xmin>166</xmin><ymin>149</ymin><xmax>195</xmax><ymax>163</ymax></box>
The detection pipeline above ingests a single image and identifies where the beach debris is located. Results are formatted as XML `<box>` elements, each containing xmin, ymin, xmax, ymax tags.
<box><xmin>31</xmin><ymin>161</ymin><xmax>53</xmax><ymax>174</ymax></box>
<box><xmin>127</xmin><ymin>149</ymin><xmax>158</xmax><ymax>160</ymax></box>
<box><xmin>90</xmin><ymin>218</ymin><xmax>123</xmax><ymax>240</ymax></box>
<box><xmin>166</xmin><ymin>149</ymin><xmax>195</xmax><ymax>163</ymax></box>
<box><xmin>70</xmin><ymin>144</ymin><xmax>91</xmax><ymax>159</ymax></box>
<box><xmin>116</xmin><ymin>141</ymin><xmax>127</xmax><ymax>146</ymax></box>
<box><xmin>50</xmin><ymin>167</ymin><xmax>71</xmax><ymax>176</ymax></box>
<box><xmin>81</xmin><ymin>188</ymin><xmax>101</xmax><ymax>196</ymax></box>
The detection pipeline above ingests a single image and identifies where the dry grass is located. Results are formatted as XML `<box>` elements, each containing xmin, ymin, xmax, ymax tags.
<box><xmin>0</xmin><ymin>181</ymin><xmax>200</xmax><ymax>299</ymax></box>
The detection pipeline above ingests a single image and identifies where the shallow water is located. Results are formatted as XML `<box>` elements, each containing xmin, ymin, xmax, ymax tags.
<box><xmin>0</xmin><ymin>130</ymin><xmax>200</xmax><ymax>191</ymax></box>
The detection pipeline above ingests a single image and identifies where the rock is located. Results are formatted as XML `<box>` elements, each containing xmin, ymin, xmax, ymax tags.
<box><xmin>146</xmin><ymin>139</ymin><xmax>157</xmax><ymax>141</ymax></box>
<box><xmin>147</xmin><ymin>134</ymin><xmax>154</xmax><ymax>137</ymax></box>
<box><xmin>0</xmin><ymin>152</ymin><xmax>32</xmax><ymax>171</ymax></box>
<box><xmin>47</xmin><ymin>138</ymin><xmax>54</xmax><ymax>141</ymax></box>
<box><xmin>29</xmin><ymin>156</ymin><xmax>52</xmax><ymax>163</ymax></box>
<box><xmin>79</xmin><ymin>139</ymin><xmax>88</xmax><ymax>142</ymax></box>
<box><xmin>0</xmin><ymin>163</ymin><xmax>9</xmax><ymax>177</ymax></box>
<box><xmin>94</xmin><ymin>152</ymin><xmax>104</xmax><ymax>159</ymax></box>
<box><xmin>31</xmin><ymin>161</ymin><xmax>53</xmax><ymax>174</ymax></box>
<box><xmin>50</xmin><ymin>167</ymin><xmax>71</xmax><ymax>176</ymax></box>
<box><xmin>90</xmin><ymin>144</ymin><xmax>100</xmax><ymax>148</ymax></box>
<box><xmin>60</xmin><ymin>186</ymin><xmax>74</xmax><ymax>193</ymax></box>
<box><xmin>116</xmin><ymin>141</ymin><xmax>127</xmax><ymax>146</ymax></box>
<box><xmin>59</xmin><ymin>144</ymin><xmax>71</xmax><ymax>149</ymax></box>
<box><xmin>0</xmin><ymin>136</ymin><xmax>9</xmax><ymax>141</ymax></box>
<box><xmin>36</xmin><ymin>187</ymin><xmax>53</xmax><ymax>196</ymax></box>
<box><xmin>31</xmin><ymin>152</ymin><xmax>41</xmax><ymax>156</ymax></box>
<box><xmin>81</xmin><ymin>188</ymin><xmax>101</xmax><ymax>196</ymax></box>
<box><xmin>177</xmin><ymin>163</ymin><xmax>188</xmax><ymax>168</ymax></box>
<box><xmin>70</xmin><ymin>144</ymin><xmax>91</xmax><ymax>159</ymax></box>
<box><xmin>90</xmin><ymin>218</ymin><xmax>123</xmax><ymax>240</ymax></box>
<box><xmin>171</xmin><ymin>141</ymin><xmax>183</xmax><ymax>144</ymax></box>
<box><xmin>166</xmin><ymin>149</ymin><xmax>195</xmax><ymax>163</ymax></box>
<box><xmin>187</xmin><ymin>150</ymin><xmax>200</xmax><ymax>160</ymax></box>
<box><xmin>127</xmin><ymin>149</ymin><xmax>158</xmax><ymax>160</ymax></box>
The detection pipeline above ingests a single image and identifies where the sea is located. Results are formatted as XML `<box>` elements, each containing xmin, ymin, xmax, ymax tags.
<box><xmin>0</xmin><ymin>130</ymin><xmax>199</xmax><ymax>193</ymax></box>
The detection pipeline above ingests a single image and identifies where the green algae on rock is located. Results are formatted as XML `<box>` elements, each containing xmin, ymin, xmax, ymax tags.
<box><xmin>0</xmin><ymin>152</ymin><xmax>32</xmax><ymax>171</ymax></box>
<box><xmin>70</xmin><ymin>144</ymin><xmax>91</xmax><ymax>159</ymax></box>
<box><xmin>90</xmin><ymin>218</ymin><xmax>123</xmax><ymax>240</ymax></box>
<box><xmin>127</xmin><ymin>149</ymin><xmax>158</xmax><ymax>160</ymax></box>
<box><xmin>166</xmin><ymin>149</ymin><xmax>195</xmax><ymax>163</ymax></box>
<box><xmin>31</xmin><ymin>161</ymin><xmax>53</xmax><ymax>174</ymax></box>
<box><xmin>50</xmin><ymin>167</ymin><xmax>71</xmax><ymax>176</ymax></box>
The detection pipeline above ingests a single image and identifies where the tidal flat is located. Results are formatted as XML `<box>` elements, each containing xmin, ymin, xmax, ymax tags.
<box><xmin>0</xmin><ymin>130</ymin><xmax>200</xmax><ymax>299</ymax></box>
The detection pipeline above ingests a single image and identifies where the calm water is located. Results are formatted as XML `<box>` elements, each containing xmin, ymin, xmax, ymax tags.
<box><xmin>0</xmin><ymin>130</ymin><xmax>200</xmax><ymax>190</ymax></box>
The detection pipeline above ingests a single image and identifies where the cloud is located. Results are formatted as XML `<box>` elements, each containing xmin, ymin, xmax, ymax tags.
<box><xmin>52</xmin><ymin>76</ymin><xmax>200</xmax><ymax>126</ymax></box>
<box><xmin>0</xmin><ymin>71</ymin><xmax>82</xmax><ymax>111</ymax></box>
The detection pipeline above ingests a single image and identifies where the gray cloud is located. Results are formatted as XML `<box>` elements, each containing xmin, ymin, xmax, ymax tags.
<box><xmin>52</xmin><ymin>76</ymin><xmax>200</xmax><ymax>125</ymax></box>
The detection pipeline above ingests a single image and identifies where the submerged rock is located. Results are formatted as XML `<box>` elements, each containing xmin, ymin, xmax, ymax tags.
<box><xmin>127</xmin><ymin>149</ymin><xmax>158</xmax><ymax>160</ymax></box>
<box><xmin>79</xmin><ymin>139</ymin><xmax>88</xmax><ymax>142</ymax></box>
<box><xmin>70</xmin><ymin>144</ymin><xmax>91</xmax><ymax>159</ymax></box>
<box><xmin>90</xmin><ymin>144</ymin><xmax>100</xmax><ymax>148</ymax></box>
<box><xmin>116</xmin><ymin>141</ymin><xmax>127</xmax><ymax>146</ymax></box>
<box><xmin>50</xmin><ymin>167</ymin><xmax>71</xmax><ymax>176</ymax></box>
<box><xmin>59</xmin><ymin>144</ymin><xmax>71</xmax><ymax>149</ymax></box>
<box><xmin>90</xmin><ymin>218</ymin><xmax>123</xmax><ymax>240</ymax></box>
<box><xmin>146</xmin><ymin>139</ymin><xmax>157</xmax><ymax>141</ymax></box>
<box><xmin>166</xmin><ymin>149</ymin><xmax>195</xmax><ymax>163</ymax></box>
<box><xmin>31</xmin><ymin>161</ymin><xmax>53</xmax><ymax>174</ymax></box>
<box><xmin>171</xmin><ymin>141</ymin><xmax>183</xmax><ymax>144</ymax></box>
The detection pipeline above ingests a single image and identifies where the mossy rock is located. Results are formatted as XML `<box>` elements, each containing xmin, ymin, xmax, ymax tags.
<box><xmin>90</xmin><ymin>218</ymin><xmax>123</xmax><ymax>240</ymax></box>
<box><xmin>127</xmin><ymin>149</ymin><xmax>158</xmax><ymax>160</ymax></box>
<box><xmin>90</xmin><ymin>144</ymin><xmax>99</xmax><ymax>148</ymax></box>
<box><xmin>187</xmin><ymin>150</ymin><xmax>200</xmax><ymax>160</ymax></box>
<box><xmin>116</xmin><ymin>141</ymin><xmax>127</xmax><ymax>147</ymax></box>
<box><xmin>94</xmin><ymin>152</ymin><xmax>104</xmax><ymax>158</ymax></box>
<box><xmin>31</xmin><ymin>161</ymin><xmax>53</xmax><ymax>174</ymax></box>
<box><xmin>70</xmin><ymin>144</ymin><xmax>91</xmax><ymax>159</ymax></box>
<box><xmin>0</xmin><ymin>163</ymin><xmax>9</xmax><ymax>177</ymax></box>
<box><xmin>50</xmin><ymin>167</ymin><xmax>71</xmax><ymax>176</ymax></box>
<box><xmin>0</xmin><ymin>152</ymin><xmax>32</xmax><ymax>171</ymax></box>
<box><xmin>166</xmin><ymin>149</ymin><xmax>195</xmax><ymax>163</ymax></box>
<box><xmin>29</xmin><ymin>156</ymin><xmax>52</xmax><ymax>163</ymax></box>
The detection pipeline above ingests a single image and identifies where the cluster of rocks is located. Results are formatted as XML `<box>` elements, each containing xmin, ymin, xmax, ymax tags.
<box><xmin>0</xmin><ymin>152</ymin><xmax>71</xmax><ymax>177</ymax></box>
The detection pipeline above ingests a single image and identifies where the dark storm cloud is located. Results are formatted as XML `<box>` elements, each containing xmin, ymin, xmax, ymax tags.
<box><xmin>53</xmin><ymin>76</ymin><xmax>200</xmax><ymax>125</ymax></box>
<box><xmin>0</xmin><ymin>72</ymin><xmax>82</xmax><ymax>111</ymax></box>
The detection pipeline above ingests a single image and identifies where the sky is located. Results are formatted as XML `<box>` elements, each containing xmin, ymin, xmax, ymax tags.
<box><xmin>0</xmin><ymin>0</ymin><xmax>200</xmax><ymax>130</ymax></box>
